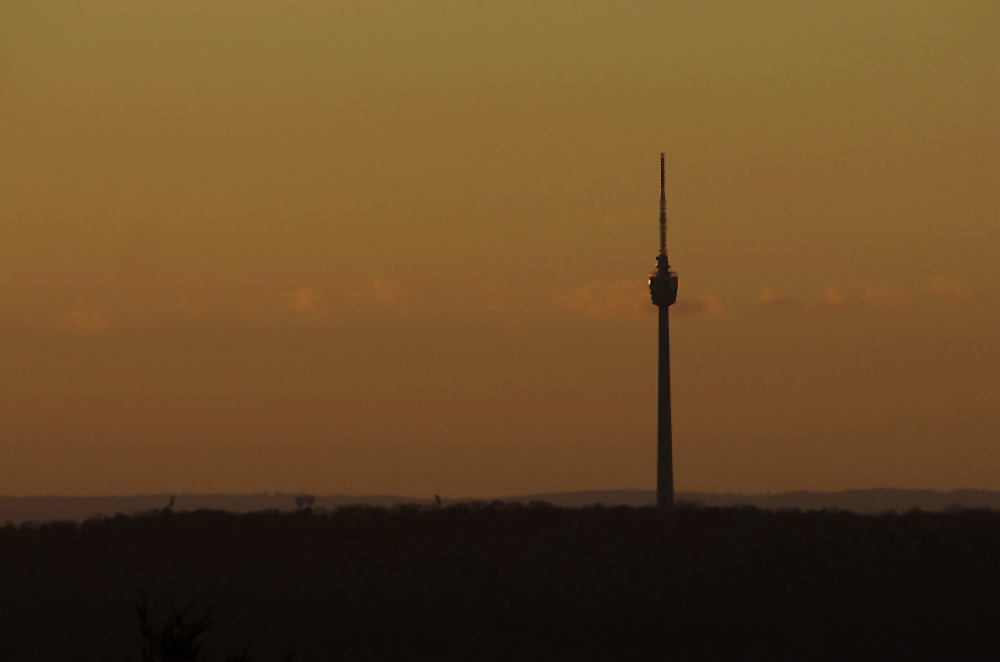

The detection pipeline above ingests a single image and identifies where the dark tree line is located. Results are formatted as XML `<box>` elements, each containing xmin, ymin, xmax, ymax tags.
<box><xmin>1</xmin><ymin>502</ymin><xmax>998</xmax><ymax>661</ymax></box>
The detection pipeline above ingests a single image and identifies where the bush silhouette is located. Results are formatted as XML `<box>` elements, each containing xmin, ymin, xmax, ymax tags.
<box><xmin>133</xmin><ymin>593</ymin><xmax>292</xmax><ymax>662</ymax></box>
<box><xmin>135</xmin><ymin>592</ymin><xmax>213</xmax><ymax>662</ymax></box>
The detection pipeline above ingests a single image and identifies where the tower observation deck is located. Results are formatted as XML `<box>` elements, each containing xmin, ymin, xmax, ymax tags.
<box><xmin>648</xmin><ymin>153</ymin><xmax>679</xmax><ymax>512</ymax></box>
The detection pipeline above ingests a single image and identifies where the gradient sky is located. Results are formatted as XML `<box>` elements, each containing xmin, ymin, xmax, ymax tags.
<box><xmin>1</xmin><ymin>1</ymin><xmax>997</xmax><ymax>497</ymax></box>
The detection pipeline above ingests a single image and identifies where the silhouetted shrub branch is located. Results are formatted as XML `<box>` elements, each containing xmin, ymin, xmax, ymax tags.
<box><xmin>134</xmin><ymin>593</ymin><xmax>293</xmax><ymax>662</ymax></box>
<box><xmin>135</xmin><ymin>592</ymin><xmax>213</xmax><ymax>662</ymax></box>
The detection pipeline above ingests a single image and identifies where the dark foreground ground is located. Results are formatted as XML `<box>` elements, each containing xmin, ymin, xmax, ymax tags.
<box><xmin>1</xmin><ymin>503</ymin><xmax>998</xmax><ymax>661</ymax></box>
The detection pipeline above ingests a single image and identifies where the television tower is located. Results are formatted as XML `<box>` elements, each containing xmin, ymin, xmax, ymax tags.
<box><xmin>648</xmin><ymin>153</ymin><xmax>679</xmax><ymax>512</ymax></box>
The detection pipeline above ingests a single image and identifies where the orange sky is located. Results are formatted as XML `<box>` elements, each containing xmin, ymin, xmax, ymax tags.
<box><xmin>1</xmin><ymin>1</ymin><xmax>997</xmax><ymax>496</ymax></box>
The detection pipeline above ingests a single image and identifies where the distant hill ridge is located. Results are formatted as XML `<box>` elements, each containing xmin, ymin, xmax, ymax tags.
<box><xmin>1</xmin><ymin>489</ymin><xmax>998</xmax><ymax>525</ymax></box>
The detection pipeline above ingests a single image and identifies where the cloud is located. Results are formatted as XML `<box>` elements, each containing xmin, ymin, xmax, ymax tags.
<box><xmin>288</xmin><ymin>287</ymin><xmax>323</xmax><ymax>315</ymax></box>
<box><xmin>350</xmin><ymin>277</ymin><xmax>405</xmax><ymax>307</ymax></box>
<box><xmin>755</xmin><ymin>278</ymin><xmax>975</xmax><ymax>316</ymax></box>
<box><xmin>861</xmin><ymin>285</ymin><xmax>914</xmax><ymax>311</ymax></box>
<box><xmin>807</xmin><ymin>285</ymin><xmax>847</xmax><ymax>312</ymax></box>
<box><xmin>857</xmin><ymin>278</ymin><xmax>972</xmax><ymax>312</ymax></box>
<box><xmin>756</xmin><ymin>287</ymin><xmax>799</xmax><ymax>310</ymax></box>
<box><xmin>60</xmin><ymin>307</ymin><xmax>114</xmax><ymax>335</ymax></box>
<box><xmin>927</xmin><ymin>278</ymin><xmax>971</xmax><ymax>302</ymax></box>
<box><xmin>553</xmin><ymin>282</ymin><xmax>652</xmax><ymax>321</ymax></box>
<box><xmin>673</xmin><ymin>294</ymin><xmax>729</xmax><ymax>318</ymax></box>
<box><xmin>553</xmin><ymin>282</ymin><xmax>728</xmax><ymax>320</ymax></box>
<box><xmin>463</xmin><ymin>299</ymin><xmax>538</xmax><ymax>336</ymax></box>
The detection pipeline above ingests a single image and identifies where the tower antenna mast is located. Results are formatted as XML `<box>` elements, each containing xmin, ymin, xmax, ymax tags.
<box><xmin>660</xmin><ymin>153</ymin><xmax>667</xmax><ymax>257</ymax></box>
<box><xmin>648</xmin><ymin>153</ymin><xmax>679</xmax><ymax>513</ymax></box>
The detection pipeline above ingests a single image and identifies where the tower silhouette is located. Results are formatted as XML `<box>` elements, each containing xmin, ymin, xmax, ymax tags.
<box><xmin>648</xmin><ymin>153</ymin><xmax>679</xmax><ymax>512</ymax></box>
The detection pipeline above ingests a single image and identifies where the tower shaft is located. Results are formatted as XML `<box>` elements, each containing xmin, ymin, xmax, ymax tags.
<box><xmin>657</xmin><ymin>304</ymin><xmax>674</xmax><ymax>511</ymax></box>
